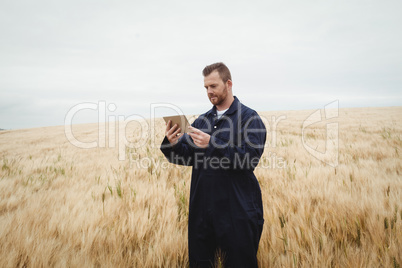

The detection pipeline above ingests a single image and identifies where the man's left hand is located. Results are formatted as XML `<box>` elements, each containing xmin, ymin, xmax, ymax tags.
<box><xmin>188</xmin><ymin>126</ymin><xmax>210</xmax><ymax>148</ymax></box>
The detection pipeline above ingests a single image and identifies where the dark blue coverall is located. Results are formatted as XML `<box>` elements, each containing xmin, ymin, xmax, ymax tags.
<box><xmin>160</xmin><ymin>96</ymin><xmax>266</xmax><ymax>268</ymax></box>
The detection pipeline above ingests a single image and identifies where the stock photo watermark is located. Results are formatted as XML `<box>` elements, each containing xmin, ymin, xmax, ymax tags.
<box><xmin>128</xmin><ymin>151</ymin><xmax>287</xmax><ymax>170</ymax></box>
<box><xmin>301</xmin><ymin>100</ymin><xmax>339</xmax><ymax>167</ymax></box>
<box><xmin>64</xmin><ymin>100</ymin><xmax>339</xmax><ymax>169</ymax></box>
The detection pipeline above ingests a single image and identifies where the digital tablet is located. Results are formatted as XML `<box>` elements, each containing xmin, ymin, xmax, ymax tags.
<box><xmin>163</xmin><ymin>115</ymin><xmax>192</xmax><ymax>134</ymax></box>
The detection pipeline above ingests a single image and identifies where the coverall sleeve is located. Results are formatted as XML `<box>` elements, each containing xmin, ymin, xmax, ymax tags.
<box><xmin>206</xmin><ymin>113</ymin><xmax>266</xmax><ymax>170</ymax></box>
<box><xmin>160</xmin><ymin>120</ymin><xmax>201</xmax><ymax>166</ymax></box>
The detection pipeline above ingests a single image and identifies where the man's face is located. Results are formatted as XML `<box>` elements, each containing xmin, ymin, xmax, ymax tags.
<box><xmin>204</xmin><ymin>71</ymin><xmax>230</xmax><ymax>106</ymax></box>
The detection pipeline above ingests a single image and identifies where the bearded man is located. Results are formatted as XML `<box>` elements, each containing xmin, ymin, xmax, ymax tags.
<box><xmin>161</xmin><ymin>62</ymin><xmax>266</xmax><ymax>267</ymax></box>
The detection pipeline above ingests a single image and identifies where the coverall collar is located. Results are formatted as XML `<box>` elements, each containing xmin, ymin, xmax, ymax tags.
<box><xmin>206</xmin><ymin>96</ymin><xmax>240</xmax><ymax>117</ymax></box>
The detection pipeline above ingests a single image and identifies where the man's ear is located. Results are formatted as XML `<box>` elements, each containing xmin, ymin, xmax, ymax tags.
<box><xmin>226</xmin><ymin>79</ymin><xmax>233</xmax><ymax>91</ymax></box>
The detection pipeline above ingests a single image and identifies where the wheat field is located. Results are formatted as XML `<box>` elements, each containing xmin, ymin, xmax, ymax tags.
<box><xmin>0</xmin><ymin>106</ymin><xmax>401</xmax><ymax>267</ymax></box>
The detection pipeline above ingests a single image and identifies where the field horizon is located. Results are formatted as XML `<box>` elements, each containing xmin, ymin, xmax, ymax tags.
<box><xmin>0</xmin><ymin>106</ymin><xmax>401</xmax><ymax>267</ymax></box>
<box><xmin>1</xmin><ymin>105</ymin><xmax>401</xmax><ymax>132</ymax></box>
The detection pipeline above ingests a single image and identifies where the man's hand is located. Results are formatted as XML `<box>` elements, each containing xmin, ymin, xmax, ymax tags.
<box><xmin>165</xmin><ymin>120</ymin><xmax>182</xmax><ymax>146</ymax></box>
<box><xmin>188</xmin><ymin>126</ymin><xmax>210</xmax><ymax>148</ymax></box>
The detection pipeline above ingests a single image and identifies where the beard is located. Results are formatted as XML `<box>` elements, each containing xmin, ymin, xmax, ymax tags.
<box><xmin>208</xmin><ymin>85</ymin><xmax>228</xmax><ymax>106</ymax></box>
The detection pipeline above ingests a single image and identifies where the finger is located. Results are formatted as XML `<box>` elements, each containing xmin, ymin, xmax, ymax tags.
<box><xmin>189</xmin><ymin>133</ymin><xmax>197</xmax><ymax>142</ymax></box>
<box><xmin>173</xmin><ymin>127</ymin><xmax>181</xmax><ymax>137</ymax></box>
<box><xmin>169</xmin><ymin>128</ymin><xmax>181</xmax><ymax>140</ymax></box>
<box><xmin>171</xmin><ymin>135</ymin><xmax>180</xmax><ymax>143</ymax></box>
<box><xmin>169</xmin><ymin>127</ymin><xmax>180</xmax><ymax>138</ymax></box>
<box><xmin>189</xmin><ymin>131</ymin><xmax>199</xmax><ymax>138</ymax></box>
<box><xmin>167</xmin><ymin>123</ymin><xmax>178</xmax><ymax>135</ymax></box>
<box><xmin>188</xmin><ymin>133</ymin><xmax>195</xmax><ymax>142</ymax></box>
<box><xmin>188</xmin><ymin>126</ymin><xmax>198</xmax><ymax>133</ymax></box>
<box><xmin>165</xmin><ymin>120</ymin><xmax>172</xmax><ymax>133</ymax></box>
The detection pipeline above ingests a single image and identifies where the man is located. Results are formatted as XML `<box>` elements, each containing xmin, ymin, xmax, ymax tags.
<box><xmin>160</xmin><ymin>62</ymin><xmax>266</xmax><ymax>267</ymax></box>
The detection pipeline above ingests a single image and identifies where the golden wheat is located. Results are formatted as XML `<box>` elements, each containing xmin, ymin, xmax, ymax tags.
<box><xmin>0</xmin><ymin>106</ymin><xmax>401</xmax><ymax>267</ymax></box>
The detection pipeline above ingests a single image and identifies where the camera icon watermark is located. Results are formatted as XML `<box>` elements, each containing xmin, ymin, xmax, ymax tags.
<box><xmin>301</xmin><ymin>100</ymin><xmax>339</xmax><ymax>167</ymax></box>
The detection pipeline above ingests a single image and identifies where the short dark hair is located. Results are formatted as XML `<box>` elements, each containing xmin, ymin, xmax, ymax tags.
<box><xmin>202</xmin><ymin>62</ymin><xmax>232</xmax><ymax>83</ymax></box>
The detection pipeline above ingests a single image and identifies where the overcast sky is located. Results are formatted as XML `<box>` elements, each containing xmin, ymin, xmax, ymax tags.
<box><xmin>1</xmin><ymin>0</ymin><xmax>401</xmax><ymax>129</ymax></box>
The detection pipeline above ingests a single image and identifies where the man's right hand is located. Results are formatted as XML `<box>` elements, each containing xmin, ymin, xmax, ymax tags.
<box><xmin>165</xmin><ymin>120</ymin><xmax>182</xmax><ymax>146</ymax></box>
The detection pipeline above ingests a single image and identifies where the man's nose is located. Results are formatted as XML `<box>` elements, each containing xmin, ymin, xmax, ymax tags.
<box><xmin>207</xmin><ymin>87</ymin><xmax>213</xmax><ymax>94</ymax></box>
